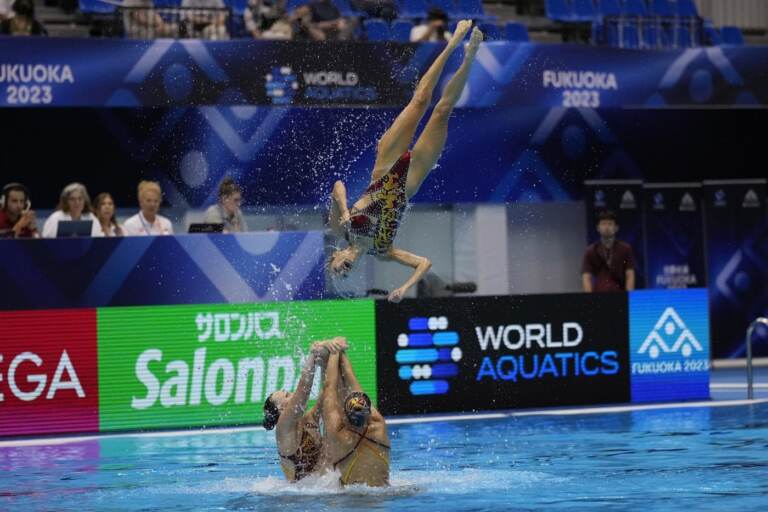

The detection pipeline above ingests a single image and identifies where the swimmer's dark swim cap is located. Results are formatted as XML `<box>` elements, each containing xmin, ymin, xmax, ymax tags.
<box><xmin>263</xmin><ymin>395</ymin><xmax>280</xmax><ymax>430</ymax></box>
<box><xmin>344</xmin><ymin>391</ymin><xmax>371</xmax><ymax>428</ymax></box>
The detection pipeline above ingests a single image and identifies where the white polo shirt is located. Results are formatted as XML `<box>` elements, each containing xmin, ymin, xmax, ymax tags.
<box><xmin>123</xmin><ymin>211</ymin><xmax>174</xmax><ymax>236</ymax></box>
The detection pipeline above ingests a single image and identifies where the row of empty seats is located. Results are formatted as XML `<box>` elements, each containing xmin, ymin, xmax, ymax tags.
<box><xmin>363</xmin><ymin>18</ymin><xmax>529</xmax><ymax>41</ymax></box>
<box><xmin>594</xmin><ymin>19</ymin><xmax>745</xmax><ymax>48</ymax></box>
<box><xmin>546</xmin><ymin>0</ymin><xmax>700</xmax><ymax>22</ymax></box>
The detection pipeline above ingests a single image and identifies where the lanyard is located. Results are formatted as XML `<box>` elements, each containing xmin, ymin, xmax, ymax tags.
<box><xmin>139</xmin><ymin>211</ymin><xmax>155</xmax><ymax>236</ymax></box>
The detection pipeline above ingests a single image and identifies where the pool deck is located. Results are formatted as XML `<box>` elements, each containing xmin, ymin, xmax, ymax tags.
<box><xmin>710</xmin><ymin>366</ymin><xmax>768</xmax><ymax>401</ymax></box>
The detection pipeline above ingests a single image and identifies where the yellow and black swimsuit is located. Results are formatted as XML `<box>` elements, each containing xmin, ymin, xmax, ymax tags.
<box><xmin>347</xmin><ymin>151</ymin><xmax>411</xmax><ymax>256</ymax></box>
<box><xmin>279</xmin><ymin>424</ymin><xmax>321</xmax><ymax>482</ymax></box>
<box><xmin>332</xmin><ymin>425</ymin><xmax>391</xmax><ymax>485</ymax></box>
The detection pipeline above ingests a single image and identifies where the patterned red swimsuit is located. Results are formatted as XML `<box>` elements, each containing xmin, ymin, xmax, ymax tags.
<box><xmin>347</xmin><ymin>152</ymin><xmax>411</xmax><ymax>256</ymax></box>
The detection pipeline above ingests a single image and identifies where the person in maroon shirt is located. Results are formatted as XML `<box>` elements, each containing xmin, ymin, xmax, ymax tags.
<box><xmin>0</xmin><ymin>182</ymin><xmax>38</xmax><ymax>239</ymax></box>
<box><xmin>581</xmin><ymin>210</ymin><xmax>635</xmax><ymax>293</ymax></box>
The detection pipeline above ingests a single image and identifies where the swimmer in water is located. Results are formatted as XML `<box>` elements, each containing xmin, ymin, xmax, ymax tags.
<box><xmin>318</xmin><ymin>345</ymin><xmax>391</xmax><ymax>487</ymax></box>
<box><xmin>262</xmin><ymin>337</ymin><xmax>347</xmax><ymax>482</ymax></box>
<box><xmin>328</xmin><ymin>21</ymin><xmax>484</xmax><ymax>303</ymax></box>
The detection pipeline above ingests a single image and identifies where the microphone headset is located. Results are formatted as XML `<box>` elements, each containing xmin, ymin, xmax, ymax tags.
<box><xmin>0</xmin><ymin>183</ymin><xmax>32</xmax><ymax>212</ymax></box>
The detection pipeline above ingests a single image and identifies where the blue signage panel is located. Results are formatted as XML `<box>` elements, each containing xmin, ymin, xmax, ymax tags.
<box><xmin>629</xmin><ymin>288</ymin><xmax>710</xmax><ymax>402</ymax></box>
<box><xmin>0</xmin><ymin>39</ymin><xmax>766</xmax><ymax>108</ymax></box>
<box><xmin>0</xmin><ymin>232</ymin><xmax>325</xmax><ymax>310</ymax></box>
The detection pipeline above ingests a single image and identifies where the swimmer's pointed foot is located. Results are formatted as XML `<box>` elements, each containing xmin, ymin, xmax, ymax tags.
<box><xmin>448</xmin><ymin>19</ymin><xmax>472</xmax><ymax>49</ymax></box>
<box><xmin>465</xmin><ymin>27</ymin><xmax>483</xmax><ymax>59</ymax></box>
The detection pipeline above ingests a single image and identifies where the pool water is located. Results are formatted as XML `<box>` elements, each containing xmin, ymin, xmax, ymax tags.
<box><xmin>2</xmin><ymin>402</ymin><xmax>767</xmax><ymax>511</ymax></box>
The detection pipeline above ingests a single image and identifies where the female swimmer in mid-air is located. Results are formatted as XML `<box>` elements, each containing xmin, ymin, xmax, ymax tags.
<box><xmin>328</xmin><ymin>21</ymin><xmax>484</xmax><ymax>303</ymax></box>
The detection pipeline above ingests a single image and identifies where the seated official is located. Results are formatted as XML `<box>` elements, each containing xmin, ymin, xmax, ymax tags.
<box><xmin>42</xmin><ymin>182</ymin><xmax>101</xmax><ymax>238</ymax></box>
<box><xmin>0</xmin><ymin>182</ymin><xmax>39</xmax><ymax>238</ymax></box>
<box><xmin>123</xmin><ymin>181</ymin><xmax>174</xmax><ymax>236</ymax></box>
<box><xmin>202</xmin><ymin>177</ymin><xmax>249</xmax><ymax>233</ymax></box>
<box><xmin>94</xmin><ymin>193</ymin><xmax>124</xmax><ymax>237</ymax></box>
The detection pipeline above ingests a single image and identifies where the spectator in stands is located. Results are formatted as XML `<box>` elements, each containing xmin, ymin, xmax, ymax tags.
<box><xmin>0</xmin><ymin>182</ymin><xmax>38</xmax><ymax>238</ymax></box>
<box><xmin>581</xmin><ymin>210</ymin><xmax>636</xmax><ymax>293</ymax></box>
<box><xmin>94</xmin><ymin>193</ymin><xmax>124</xmax><ymax>237</ymax></box>
<box><xmin>42</xmin><ymin>182</ymin><xmax>101</xmax><ymax>238</ymax></box>
<box><xmin>0</xmin><ymin>0</ymin><xmax>47</xmax><ymax>36</ymax></box>
<box><xmin>410</xmin><ymin>7</ymin><xmax>451</xmax><ymax>42</ymax></box>
<box><xmin>123</xmin><ymin>181</ymin><xmax>174</xmax><ymax>236</ymax></box>
<box><xmin>290</xmin><ymin>0</ymin><xmax>353</xmax><ymax>41</ymax></box>
<box><xmin>182</xmin><ymin>0</ymin><xmax>229</xmax><ymax>40</ymax></box>
<box><xmin>351</xmin><ymin>0</ymin><xmax>397</xmax><ymax>22</ymax></box>
<box><xmin>244</xmin><ymin>0</ymin><xmax>292</xmax><ymax>39</ymax></box>
<box><xmin>122</xmin><ymin>0</ymin><xmax>178</xmax><ymax>39</ymax></box>
<box><xmin>203</xmin><ymin>177</ymin><xmax>249</xmax><ymax>233</ymax></box>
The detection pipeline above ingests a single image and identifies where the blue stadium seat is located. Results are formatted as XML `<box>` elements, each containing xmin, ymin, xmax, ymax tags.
<box><xmin>153</xmin><ymin>0</ymin><xmax>181</xmax><ymax>6</ymax></box>
<box><xmin>478</xmin><ymin>22</ymin><xmax>501</xmax><ymax>40</ymax></box>
<box><xmin>457</xmin><ymin>0</ymin><xmax>483</xmax><ymax>18</ymax></box>
<box><xmin>721</xmin><ymin>26</ymin><xmax>744</xmax><ymax>45</ymax></box>
<box><xmin>622</xmin><ymin>23</ymin><xmax>640</xmax><ymax>48</ymax></box>
<box><xmin>659</xmin><ymin>22</ymin><xmax>674</xmax><ymax>47</ymax></box>
<box><xmin>606</xmin><ymin>19</ymin><xmax>619</xmax><ymax>45</ymax></box>
<box><xmin>596</xmin><ymin>0</ymin><xmax>621</xmax><ymax>17</ymax></box>
<box><xmin>676</xmin><ymin>0</ymin><xmax>698</xmax><ymax>17</ymax></box>
<box><xmin>224</xmin><ymin>0</ymin><xmax>248</xmax><ymax>16</ymax></box>
<box><xmin>427</xmin><ymin>0</ymin><xmax>457</xmax><ymax>17</ymax></box>
<box><xmin>545</xmin><ymin>0</ymin><xmax>574</xmax><ymax>22</ymax></box>
<box><xmin>648</xmin><ymin>0</ymin><xmax>674</xmax><ymax>17</ymax></box>
<box><xmin>391</xmin><ymin>19</ymin><xmax>414</xmax><ymax>41</ymax></box>
<box><xmin>591</xmin><ymin>20</ymin><xmax>604</xmax><ymax>44</ymax></box>
<box><xmin>79</xmin><ymin>0</ymin><xmax>116</xmax><ymax>13</ymax></box>
<box><xmin>675</xmin><ymin>25</ymin><xmax>692</xmax><ymax>47</ymax></box>
<box><xmin>642</xmin><ymin>24</ymin><xmax>658</xmax><ymax>48</ymax></box>
<box><xmin>622</xmin><ymin>0</ymin><xmax>647</xmax><ymax>17</ymax></box>
<box><xmin>594</xmin><ymin>18</ymin><xmax>620</xmax><ymax>46</ymax></box>
<box><xmin>286</xmin><ymin>0</ymin><xmax>308</xmax><ymax>13</ymax></box>
<box><xmin>504</xmin><ymin>21</ymin><xmax>529</xmax><ymax>41</ymax></box>
<box><xmin>398</xmin><ymin>0</ymin><xmax>427</xmax><ymax>19</ymax></box>
<box><xmin>364</xmin><ymin>18</ymin><xmax>390</xmax><ymax>40</ymax></box>
<box><xmin>572</xmin><ymin>0</ymin><xmax>596</xmax><ymax>21</ymax></box>
<box><xmin>703</xmin><ymin>25</ymin><xmax>722</xmax><ymax>45</ymax></box>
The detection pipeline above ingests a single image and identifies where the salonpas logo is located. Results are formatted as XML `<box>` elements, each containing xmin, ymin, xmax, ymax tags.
<box><xmin>131</xmin><ymin>311</ymin><xmax>303</xmax><ymax>410</ymax></box>
<box><xmin>97</xmin><ymin>301</ymin><xmax>376</xmax><ymax>431</ymax></box>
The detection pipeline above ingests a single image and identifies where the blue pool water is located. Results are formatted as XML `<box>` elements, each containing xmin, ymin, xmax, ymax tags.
<box><xmin>2</xmin><ymin>401</ymin><xmax>767</xmax><ymax>511</ymax></box>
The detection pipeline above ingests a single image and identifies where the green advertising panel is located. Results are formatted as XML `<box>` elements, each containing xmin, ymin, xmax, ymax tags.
<box><xmin>98</xmin><ymin>300</ymin><xmax>376</xmax><ymax>432</ymax></box>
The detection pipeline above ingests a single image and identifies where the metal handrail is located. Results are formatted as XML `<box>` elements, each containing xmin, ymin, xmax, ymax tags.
<box><xmin>746</xmin><ymin>317</ymin><xmax>768</xmax><ymax>399</ymax></box>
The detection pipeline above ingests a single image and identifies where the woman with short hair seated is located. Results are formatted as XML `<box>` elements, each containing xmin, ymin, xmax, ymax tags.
<box><xmin>123</xmin><ymin>181</ymin><xmax>174</xmax><ymax>236</ymax></box>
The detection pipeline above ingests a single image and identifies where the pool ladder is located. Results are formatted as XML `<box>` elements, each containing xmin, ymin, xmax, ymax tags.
<box><xmin>746</xmin><ymin>317</ymin><xmax>768</xmax><ymax>400</ymax></box>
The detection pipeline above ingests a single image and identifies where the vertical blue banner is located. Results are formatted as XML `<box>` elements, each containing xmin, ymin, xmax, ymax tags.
<box><xmin>703</xmin><ymin>180</ymin><xmax>768</xmax><ymax>358</ymax></box>
<box><xmin>629</xmin><ymin>288</ymin><xmax>710</xmax><ymax>402</ymax></box>
<box><xmin>584</xmin><ymin>180</ymin><xmax>646</xmax><ymax>288</ymax></box>
<box><xmin>643</xmin><ymin>183</ymin><xmax>707</xmax><ymax>289</ymax></box>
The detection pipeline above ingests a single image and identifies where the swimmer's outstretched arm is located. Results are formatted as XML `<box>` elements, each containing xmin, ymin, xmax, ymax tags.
<box><xmin>380</xmin><ymin>247</ymin><xmax>432</xmax><ymax>303</ymax></box>
<box><xmin>329</xmin><ymin>181</ymin><xmax>350</xmax><ymax>237</ymax></box>
<box><xmin>322</xmin><ymin>352</ymin><xmax>346</xmax><ymax>433</ymax></box>
<box><xmin>277</xmin><ymin>340</ymin><xmax>346</xmax><ymax>442</ymax></box>
<box><xmin>340</xmin><ymin>352</ymin><xmax>385</xmax><ymax>423</ymax></box>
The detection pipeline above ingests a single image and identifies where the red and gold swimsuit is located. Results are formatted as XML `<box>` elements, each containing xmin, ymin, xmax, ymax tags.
<box><xmin>347</xmin><ymin>152</ymin><xmax>411</xmax><ymax>255</ymax></box>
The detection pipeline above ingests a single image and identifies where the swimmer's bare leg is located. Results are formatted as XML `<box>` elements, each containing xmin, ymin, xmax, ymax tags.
<box><xmin>372</xmin><ymin>20</ymin><xmax>474</xmax><ymax>180</ymax></box>
<box><xmin>407</xmin><ymin>27</ymin><xmax>483</xmax><ymax>199</ymax></box>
